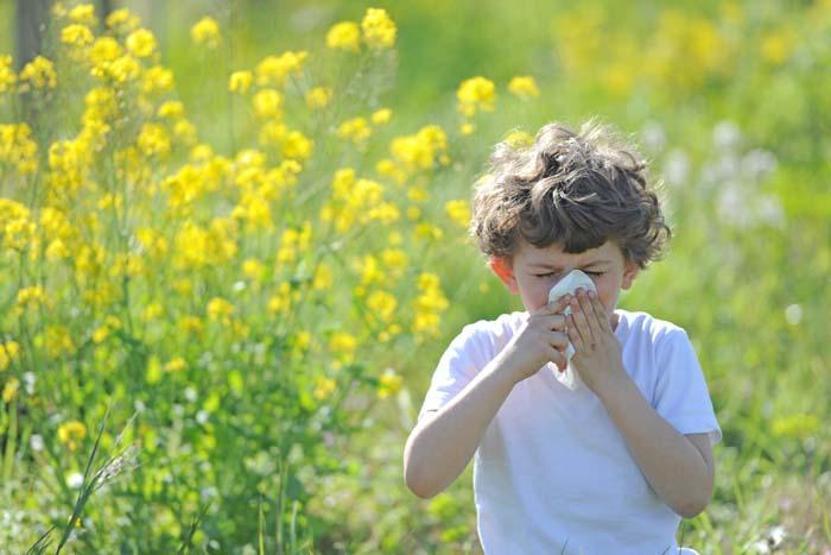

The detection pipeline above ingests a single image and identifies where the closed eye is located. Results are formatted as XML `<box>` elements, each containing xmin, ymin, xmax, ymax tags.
<box><xmin>535</xmin><ymin>271</ymin><xmax>605</xmax><ymax>278</ymax></box>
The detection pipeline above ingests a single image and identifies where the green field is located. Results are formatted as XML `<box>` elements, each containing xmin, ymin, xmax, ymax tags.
<box><xmin>0</xmin><ymin>1</ymin><xmax>829</xmax><ymax>552</ymax></box>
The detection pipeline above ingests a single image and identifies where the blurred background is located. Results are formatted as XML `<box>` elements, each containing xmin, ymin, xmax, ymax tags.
<box><xmin>1</xmin><ymin>0</ymin><xmax>829</xmax><ymax>553</ymax></box>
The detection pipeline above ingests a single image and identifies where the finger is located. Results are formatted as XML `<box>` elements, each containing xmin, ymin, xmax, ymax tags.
<box><xmin>548</xmin><ymin>330</ymin><xmax>569</xmax><ymax>350</ymax></box>
<box><xmin>536</xmin><ymin>293</ymin><xmax>574</xmax><ymax>315</ymax></box>
<box><xmin>566</xmin><ymin>313</ymin><xmax>583</xmax><ymax>353</ymax></box>
<box><xmin>588</xmin><ymin>291</ymin><xmax>611</xmax><ymax>333</ymax></box>
<box><xmin>552</xmin><ymin>349</ymin><xmax>568</xmax><ymax>372</ymax></box>
<box><xmin>577</xmin><ymin>290</ymin><xmax>598</xmax><ymax>344</ymax></box>
<box><xmin>544</xmin><ymin>313</ymin><xmax>567</xmax><ymax>331</ymax></box>
<box><xmin>569</xmin><ymin>290</ymin><xmax>594</xmax><ymax>348</ymax></box>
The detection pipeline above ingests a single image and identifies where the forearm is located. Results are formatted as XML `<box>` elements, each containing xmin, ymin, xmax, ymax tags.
<box><xmin>596</xmin><ymin>373</ymin><xmax>712</xmax><ymax>518</ymax></box>
<box><xmin>404</xmin><ymin>353</ymin><xmax>518</xmax><ymax>498</ymax></box>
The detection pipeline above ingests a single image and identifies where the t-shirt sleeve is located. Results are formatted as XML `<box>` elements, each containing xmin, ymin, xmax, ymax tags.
<box><xmin>653</xmin><ymin>328</ymin><xmax>722</xmax><ymax>447</ymax></box>
<box><xmin>416</xmin><ymin>323</ymin><xmax>492</xmax><ymax>423</ymax></box>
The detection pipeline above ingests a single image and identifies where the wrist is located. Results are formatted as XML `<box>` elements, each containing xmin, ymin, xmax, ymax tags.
<box><xmin>490</xmin><ymin>350</ymin><xmax>526</xmax><ymax>388</ymax></box>
<box><xmin>593</xmin><ymin>367</ymin><xmax>633</xmax><ymax>404</ymax></box>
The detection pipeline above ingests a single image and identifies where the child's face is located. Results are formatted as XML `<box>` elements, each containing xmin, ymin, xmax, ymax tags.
<box><xmin>489</xmin><ymin>239</ymin><xmax>640</xmax><ymax>327</ymax></box>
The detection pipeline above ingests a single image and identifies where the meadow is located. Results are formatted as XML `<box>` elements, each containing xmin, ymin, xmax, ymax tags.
<box><xmin>0</xmin><ymin>1</ymin><xmax>829</xmax><ymax>553</ymax></box>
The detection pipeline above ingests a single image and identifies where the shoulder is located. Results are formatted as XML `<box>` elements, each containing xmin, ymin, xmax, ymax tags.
<box><xmin>447</xmin><ymin>310</ymin><xmax>525</xmax><ymax>358</ymax></box>
<box><xmin>618</xmin><ymin>308</ymin><xmax>691</xmax><ymax>349</ymax></box>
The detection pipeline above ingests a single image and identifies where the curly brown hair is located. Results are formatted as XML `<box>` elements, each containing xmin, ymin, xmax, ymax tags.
<box><xmin>469</xmin><ymin>120</ymin><xmax>671</xmax><ymax>269</ymax></box>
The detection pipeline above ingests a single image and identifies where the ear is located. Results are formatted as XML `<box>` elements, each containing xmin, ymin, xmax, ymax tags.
<box><xmin>621</xmin><ymin>259</ymin><xmax>640</xmax><ymax>290</ymax></box>
<box><xmin>488</xmin><ymin>256</ymin><xmax>520</xmax><ymax>295</ymax></box>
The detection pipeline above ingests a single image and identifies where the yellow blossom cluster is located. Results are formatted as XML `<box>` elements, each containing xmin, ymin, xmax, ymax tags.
<box><xmin>191</xmin><ymin>16</ymin><xmax>221</xmax><ymax>49</ymax></box>
<box><xmin>267</xmin><ymin>281</ymin><xmax>302</xmax><ymax>316</ymax></box>
<box><xmin>276</xmin><ymin>222</ymin><xmax>312</xmax><ymax>266</ymax></box>
<box><xmin>336</xmin><ymin>108</ymin><xmax>392</xmax><ymax>145</ymax></box>
<box><xmin>1</xmin><ymin>376</ymin><xmax>19</xmax><ymax>403</ymax></box>
<box><xmin>18</xmin><ymin>56</ymin><xmax>57</xmax><ymax>91</ymax></box>
<box><xmin>375</xmin><ymin>124</ymin><xmax>449</xmax><ymax>186</ymax></box>
<box><xmin>0</xmin><ymin>124</ymin><xmax>38</xmax><ymax>175</ymax></box>
<box><xmin>0</xmin><ymin>340</ymin><xmax>21</xmax><ymax>371</ymax></box>
<box><xmin>207</xmin><ymin>297</ymin><xmax>235</xmax><ymax>325</ymax></box>
<box><xmin>457</xmin><ymin>76</ymin><xmax>496</xmax><ymax>118</ymax></box>
<box><xmin>320</xmin><ymin>168</ymin><xmax>400</xmax><ymax>233</ymax></box>
<box><xmin>58</xmin><ymin>420</ymin><xmax>87</xmax><ymax>451</ymax></box>
<box><xmin>255</xmin><ymin>51</ymin><xmax>308</xmax><ymax>88</ymax></box>
<box><xmin>507</xmin><ymin>75</ymin><xmax>540</xmax><ymax>99</ymax></box>
<box><xmin>329</xmin><ymin>330</ymin><xmax>357</xmax><ymax>367</ymax></box>
<box><xmin>305</xmin><ymin>86</ymin><xmax>333</xmax><ymax>109</ymax></box>
<box><xmin>444</xmin><ymin>199</ymin><xmax>471</xmax><ymax>229</ymax></box>
<box><xmin>0</xmin><ymin>199</ymin><xmax>36</xmax><ymax>251</ymax></box>
<box><xmin>326</xmin><ymin>7</ymin><xmax>397</xmax><ymax>52</ymax></box>
<box><xmin>173</xmin><ymin>218</ymin><xmax>238</xmax><ymax>270</ymax></box>
<box><xmin>412</xmin><ymin>272</ymin><xmax>449</xmax><ymax>339</ymax></box>
<box><xmin>377</xmin><ymin>368</ymin><xmax>403</xmax><ymax>398</ymax></box>
<box><xmin>0</xmin><ymin>54</ymin><xmax>16</xmax><ymax>93</ymax></box>
<box><xmin>230</xmin><ymin>155</ymin><xmax>302</xmax><ymax>229</ymax></box>
<box><xmin>313</xmin><ymin>375</ymin><xmax>336</xmax><ymax>400</ymax></box>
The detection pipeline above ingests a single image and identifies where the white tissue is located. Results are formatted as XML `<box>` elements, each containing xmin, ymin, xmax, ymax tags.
<box><xmin>547</xmin><ymin>269</ymin><xmax>597</xmax><ymax>390</ymax></box>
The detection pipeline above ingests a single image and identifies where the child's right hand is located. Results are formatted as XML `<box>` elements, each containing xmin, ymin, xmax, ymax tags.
<box><xmin>500</xmin><ymin>294</ymin><xmax>574</xmax><ymax>384</ymax></box>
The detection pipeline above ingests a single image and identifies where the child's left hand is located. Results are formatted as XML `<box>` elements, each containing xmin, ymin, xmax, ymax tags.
<box><xmin>565</xmin><ymin>289</ymin><xmax>627</xmax><ymax>396</ymax></box>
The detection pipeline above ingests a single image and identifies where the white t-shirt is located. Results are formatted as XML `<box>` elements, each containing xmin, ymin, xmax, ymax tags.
<box><xmin>417</xmin><ymin>308</ymin><xmax>722</xmax><ymax>555</ymax></box>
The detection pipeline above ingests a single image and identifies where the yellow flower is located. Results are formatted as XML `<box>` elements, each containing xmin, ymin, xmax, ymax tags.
<box><xmin>337</xmin><ymin>117</ymin><xmax>372</xmax><ymax>143</ymax></box>
<box><xmin>61</xmin><ymin>24</ymin><xmax>95</xmax><ymax>48</ymax></box>
<box><xmin>242</xmin><ymin>258</ymin><xmax>265</xmax><ymax>281</ymax></box>
<box><xmin>389</xmin><ymin>124</ymin><xmax>449</xmax><ymax>174</ymax></box>
<box><xmin>377</xmin><ymin>368</ymin><xmax>403</xmax><ymax>399</ymax></box>
<box><xmin>126</xmin><ymin>28</ymin><xmax>157</xmax><ymax>58</ymax></box>
<box><xmin>229</xmin><ymin>70</ymin><xmax>253</xmax><ymax>93</ymax></box>
<box><xmin>19</xmin><ymin>56</ymin><xmax>57</xmax><ymax>90</ymax></box>
<box><xmin>371</xmin><ymin>108</ymin><xmax>392</xmax><ymax>125</ymax></box>
<box><xmin>164</xmin><ymin>356</ymin><xmax>187</xmax><ymax>372</ymax></box>
<box><xmin>207</xmin><ymin>297</ymin><xmax>235</xmax><ymax>321</ymax></box>
<box><xmin>253</xmin><ymin>89</ymin><xmax>283</xmax><ymax>119</ymax></box>
<box><xmin>106</xmin><ymin>8</ymin><xmax>140</xmax><ymax>32</ymax></box>
<box><xmin>0</xmin><ymin>341</ymin><xmax>21</xmax><ymax>371</ymax></box>
<box><xmin>136</xmin><ymin>123</ymin><xmax>171</xmax><ymax>158</ymax></box>
<box><xmin>0</xmin><ymin>55</ymin><xmax>17</xmax><ymax>94</ymax></box>
<box><xmin>0</xmin><ymin>125</ymin><xmax>39</xmax><ymax>175</ymax></box>
<box><xmin>445</xmin><ymin>199</ymin><xmax>471</xmax><ymax>228</ymax></box>
<box><xmin>313</xmin><ymin>262</ymin><xmax>333</xmax><ymax>290</ymax></box>
<box><xmin>305</xmin><ymin>86</ymin><xmax>332</xmax><ymax>109</ymax></box>
<box><xmin>361</xmin><ymin>8</ymin><xmax>396</xmax><ymax>49</ymax></box>
<box><xmin>367</xmin><ymin>290</ymin><xmax>397</xmax><ymax>323</ymax></box>
<box><xmin>68</xmin><ymin>3</ymin><xmax>97</xmax><ymax>26</ymax></box>
<box><xmin>772</xmin><ymin>413</ymin><xmax>820</xmax><ymax>439</ymax></box>
<box><xmin>89</xmin><ymin>36</ymin><xmax>122</xmax><ymax>67</ymax></box>
<box><xmin>255</xmin><ymin>51</ymin><xmax>308</xmax><ymax>87</ymax></box>
<box><xmin>326</xmin><ymin>21</ymin><xmax>361</xmax><ymax>52</ymax></box>
<box><xmin>191</xmin><ymin>16</ymin><xmax>221</xmax><ymax>49</ymax></box>
<box><xmin>457</xmin><ymin>76</ymin><xmax>496</xmax><ymax>117</ymax></box>
<box><xmin>504</xmin><ymin>129</ymin><xmax>534</xmax><ymax>148</ymax></box>
<box><xmin>329</xmin><ymin>331</ymin><xmax>357</xmax><ymax>363</ymax></box>
<box><xmin>157</xmin><ymin>100</ymin><xmax>185</xmax><ymax>119</ymax></box>
<box><xmin>313</xmin><ymin>376</ymin><xmax>336</xmax><ymax>400</ymax></box>
<box><xmin>2</xmin><ymin>377</ymin><xmax>19</xmax><ymax>403</ymax></box>
<box><xmin>97</xmin><ymin>55</ymin><xmax>140</xmax><ymax>84</ymax></box>
<box><xmin>460</xmin><ymin>122</ymin><xmax>475</xmax><ymax>136</ymax></box>
<box><xmin>281</xmin><ymin>130</ymin><xmax>313</xmax><ymax>161</ymax></box>
<box><xmin>58</xmin><ymin>420</ymin><xmax>87</xmax><ymax>451</ymax></box>
<box><xmin>507</xmin><ymin>75</ymin><xmax>540</xmax><ymax>99</ymax></box>
<box><xmin>141</xmin><ymin>64</ymin><xmax>173</xmax><ymax>92</ymax></box>
<box><xmin>760</xmin><ymin>28</ymin><xmax>796</xmax><ymax>66</ymax></box>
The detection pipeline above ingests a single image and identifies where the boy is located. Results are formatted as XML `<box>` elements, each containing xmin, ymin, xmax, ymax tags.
<box><xmin>403</xmin><ymin>121</ymin><xmax>721</xmax><ymax>554</ymax></box>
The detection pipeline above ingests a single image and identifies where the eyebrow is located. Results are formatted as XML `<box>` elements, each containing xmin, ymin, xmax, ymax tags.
<box><xmin>528</xmin><ymin>260</ymin><xmax>611</xmax><ymax>270</ymax></box>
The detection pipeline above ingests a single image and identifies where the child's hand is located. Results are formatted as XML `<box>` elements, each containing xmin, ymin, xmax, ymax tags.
<box><xmin>500</xmin><ymin>294</ymin><xmax>573</xmax><ymax>384</ymax></box>
<box><xmin>565</xmin><ymin>288</ymin><xmax>627</xmax><ymax>395</ymax></box>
